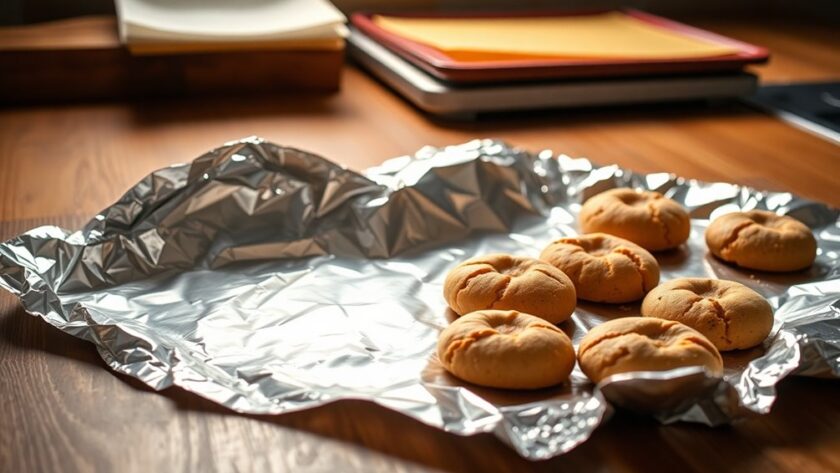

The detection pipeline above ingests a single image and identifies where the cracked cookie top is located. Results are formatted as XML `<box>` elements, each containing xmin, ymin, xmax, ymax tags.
<box><xmin>641</xmin><ymin>277</ymin><xmax>773</xmax><ymax>351</ymax></box>
<box><xmin>579</xmin><ymin>188</ymin><xmax>690</xmax><ymax>251</ymax></box>
<box><xmin>540</xmin><ymin>233</ymin><xmax>660</xmax><ymax>304</ymax></box>
<box><xmin>705</xmin><ymin>210</ymin><xmax>817</xmax><ymax>272</ymax></box>
<box><xmin>578</xmin><ymin>316</ymin><xmax>723</xmax><ymax>383</ymax></box>
<box><xmin>437</xmin><ymin>310</ymin><xmax>576</xmax><ymax>389</ymax></box>
<box><xmin>443</xmin><ymin>253</ymin><xmax>577</xmax><ymax>324</ymax></box>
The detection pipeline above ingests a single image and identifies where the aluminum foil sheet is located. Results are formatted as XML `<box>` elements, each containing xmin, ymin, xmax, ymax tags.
<box><xmin>1</xmin><ymin>137</ymin><xmax>838</xmax><ymax>460</ymax></box>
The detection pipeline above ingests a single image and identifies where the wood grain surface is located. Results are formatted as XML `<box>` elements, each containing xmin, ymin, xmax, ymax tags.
<box><xmin>1</xmin><ymin>21</ymin><xmax>839</xmax><ymax>221</ymax></box>
<box><xmin>1</xmin><ymin>19</ymin><xmax>839</xmax><ymax>473</ymax></box>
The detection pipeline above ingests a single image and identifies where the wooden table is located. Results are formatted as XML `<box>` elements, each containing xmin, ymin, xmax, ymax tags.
<box><xmin>1</xmin><ymin>19</ymin><xmax>839</xmax><ymax>473</ymax></box>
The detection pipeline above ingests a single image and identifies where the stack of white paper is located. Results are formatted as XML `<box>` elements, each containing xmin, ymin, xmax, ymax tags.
<box><xmin>116</xmin><ymin>0</ymin><xmax>347</xmax><ymax>53</ymax></box>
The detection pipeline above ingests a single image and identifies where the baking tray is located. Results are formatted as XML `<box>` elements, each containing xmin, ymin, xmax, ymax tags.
<box><xmin>348</xmin><ymin>26</ymin><xmax>758</xmax><ymax>117</ymax></box>
<box><xmin>351</xmin><ymin>9</ymin><xmax>769</xmax><ymax>83</ymax></box>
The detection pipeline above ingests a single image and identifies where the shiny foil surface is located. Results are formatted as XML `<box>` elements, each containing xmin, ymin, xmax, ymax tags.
<box><xmin>1</xmin><ymin>137</ymin><xmax>838</xmax><ymax>460</ymax></box>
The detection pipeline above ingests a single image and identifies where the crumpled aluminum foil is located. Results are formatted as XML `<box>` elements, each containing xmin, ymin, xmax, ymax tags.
<box><xmin>1</xmin><ymin>137</ymin><xmax>838</xmax><ymax>460</ymax></box>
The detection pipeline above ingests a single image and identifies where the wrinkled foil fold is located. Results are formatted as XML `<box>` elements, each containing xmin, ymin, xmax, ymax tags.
<box><xmin>1</xmin><ymin>137</ymin><xmax>837</xmax><ymax>460</ymax></box>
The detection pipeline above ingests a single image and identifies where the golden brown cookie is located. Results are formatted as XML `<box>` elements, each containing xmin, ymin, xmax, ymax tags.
<box><xmin>437</xmin><ymin>310</ymin><xmax>576</xmax><ymax>389</ymax></box>
<box><xmin>705</xmin><ymin>210</ymin><xmax>817</xmax><ymax>272</ymax></box>
<box><xmin>641</xmin><ymin>278</ymin><xmax>773</xmax><ymax>351</ymax></box>
<box><xmin>579</xmin><ymin>188</ymin><xmax>690</xmax><ymax>251</ymax></box>
<box><xmin>540</xmin><ymin>233</ymin><xmax>660</xmax><ymax>303</ymax></box>
<box><xmin>577</xmin><ymin>317</ymin><xmax>723</xmax><ymax>383</ymax></box>
<box><xmin>443</xmin><ymin>253</ymin><xmax>577</xmax><ymax>324</ymax></box>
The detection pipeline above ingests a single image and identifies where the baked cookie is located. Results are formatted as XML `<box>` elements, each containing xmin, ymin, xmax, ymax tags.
<box><xmin>577</xmin><ymin>317</ymin><xmax>723</xmax><ymax>383</ymax></box>
<box><xmin>705</xmin><ymin>210</ymin><xmax>817</xmax><ymax>272</ymax></box>
<box><xmin>443</xmin><ymin>253</ymin><xmax>577</xmax><ymax>324</ymax></box>
<box><xmin>579</xmin><ymin>188</ymin><xmax>690</xmax><ymax>251</ymax></box>
<box><xmin>437</xmin><ymin>310</ymin><xmax>576</xmax><ymax>389</ymax></box>
<box><xmin>641</xmin><ymin>278</ymin><xmax>773</xmax><ymax>351</ymax></box>
<box><xmin>539</xmin><ymin>233</ymin><xmax>660</xmax><ymax>303</ymax></box>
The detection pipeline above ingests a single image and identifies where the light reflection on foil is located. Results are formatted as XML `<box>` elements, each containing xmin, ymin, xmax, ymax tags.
<box><xmin>0</xmin><ymin>137</ymin><xmax>837</xmax><ymax>460</ymax></box>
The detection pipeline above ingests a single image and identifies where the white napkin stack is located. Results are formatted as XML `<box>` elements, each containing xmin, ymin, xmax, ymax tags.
<box><xmin>115</xmin><ymin>0</ymin><xmax>347</xmax><ymax>54</ymax></box>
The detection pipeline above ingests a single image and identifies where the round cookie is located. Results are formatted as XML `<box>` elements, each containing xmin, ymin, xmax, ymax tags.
<box><xmin>437</xmin><ymin>310</ymin><xmax>576</xmax><ymax>389</ymax></box>
<box><xmin>579</xmin><ymin>188</ymin><xmax>690</xmax><ymax>251</ymax></box>
<box><xmin>577</xmin><ymin>317</ymin><xmax>723</xmax><ymax>383</ymax></box>
<box><xmin>641</xmin><ymin>278</ymin><xmax>773</xmax><ymax>351</ymax></box>
<box><xmin>705</xmin><ymin>210</ymin><xmax>817</xmax><ymax>272</ymax></box>
<box><xmin>443</xmin><ymin>253</ymin><xmax>577</xmax><ymax>324</ymax></box>
<box><xmin>540</xmin><ymin>233</ymin><xmax>660</xmax><ymax>303</ymax></box>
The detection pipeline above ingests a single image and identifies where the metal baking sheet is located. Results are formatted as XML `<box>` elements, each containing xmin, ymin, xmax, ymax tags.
<box><xmin>1</xmin><ymin>137</ymin><xmax>837</xmax><ymax>460</ymax></box>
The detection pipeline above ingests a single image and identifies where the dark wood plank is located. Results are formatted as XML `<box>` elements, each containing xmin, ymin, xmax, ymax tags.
<box><xmin>0</xmin><ymin>16</ymin><xmax>342</xmax><ymax>104</ymax></box>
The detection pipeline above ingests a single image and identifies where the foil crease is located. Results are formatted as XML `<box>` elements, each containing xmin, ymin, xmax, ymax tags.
<box><xmin>0</xmin><ymin>137</ymin><xmax>838</xmax><ymax>460</ymax></box>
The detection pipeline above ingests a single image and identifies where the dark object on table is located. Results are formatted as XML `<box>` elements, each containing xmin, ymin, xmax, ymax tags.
<box><xmin>745</xmin><ymin>82</ymin><xmax>840</xmax><ymax>145</ymax></box>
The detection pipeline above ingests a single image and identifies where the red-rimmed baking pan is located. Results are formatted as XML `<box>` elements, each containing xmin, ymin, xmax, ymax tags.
<box><xmin>350</xmin><ymin>9</ymin><xmax>769</xmax><ymax>84</ymax></box>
